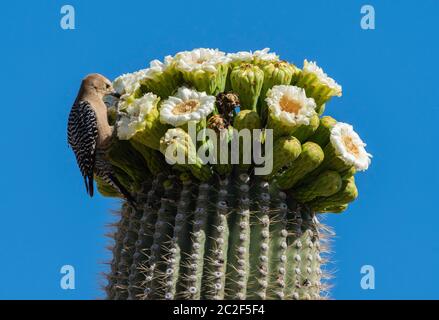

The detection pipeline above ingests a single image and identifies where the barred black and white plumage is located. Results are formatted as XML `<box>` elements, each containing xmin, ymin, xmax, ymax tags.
<box><xmin>67</xmin><ymin>73</ymin><xmax>136</xmax><ymax>207</ymax></box>
<box><xmin>95</xmin><ymin>148</ymin><xmax>137</xmax><ymax>206</ymax></box>
<box><xmin>68</xmin><ymin>100</ymin><xmax>98</xmax><ymax>196</ymax></box>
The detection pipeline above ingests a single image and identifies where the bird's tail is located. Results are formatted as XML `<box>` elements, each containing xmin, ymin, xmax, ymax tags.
<box><xmin>84</xmin><ymin>174</ymin><xmax>94</xmax><ymax>197</ymax></box>
<box><xmin>108</xmin><ymin>174</ymin><xmax>138</xmax><ymax>210</ymax></box>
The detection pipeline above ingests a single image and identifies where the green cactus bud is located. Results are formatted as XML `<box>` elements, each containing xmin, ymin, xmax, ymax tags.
<box><xmin>292</xmin><ymin>114</ymin><xmax>320</xmax><ymax>143</ymax></box>
<box><xmin>225</xmin><ymin>48</ymin><xmax>279</xmax><ymax>91</ymax></box>
<box><xmin>340</xmin><ymin>166</ymin><xmax>356</xmax><ymax>180</ymax></box>
<box><xmin>233</xmin><ymin>109</ymin><xmax>261</xmax><ymax>131</ymax></box>
<box><xmin>308</xmin><ymin>116</ymin><xmax>337</xmax><ymax>147</ymax></box>
<box><xmin>293</xmin><ymin>170</ymin><xmax>342</xmax><ymax>203</ymax></box>
<box><xmin>259</xmin><ymin>61</ymin><xmax>299</xmax><ymax>120</ymax></box>
<box><xmin>227</xmin><ymin>48</ymin><xmax>279</xmax><ymax>67</ymax></box>
<box><xmin>232</xmin><ymin>110</ymin><xmax>262</xmax><ymax>168</ymax></box>
<box><xmin>318</xmin><ymin>103</ymin><xmax>326</xmax><ymax>116</ymax></box>
<box><xmin>159</xmin><ymin>128</ymin><xmax>212</xmax><ymax>181</ymax></box>
<box><xmin>108</xmin><ymin>140</ymin><xmax>150</xmax><ymax>187</ymax></box>
<box><xmin>130</xmin><ymin>139</ymin><xmax>169</xmax><ymax>176</ymax></box>
<box><xmin>319</xmin><ymin>204</ymin><xmax>348</xmax><ymax>213</ymax></box>
<box><xmin>309</xmin><ymin>176</ymin><xmax>358</xmax><ymax>212</ymax></box>
<box><xmin>135</xmin><ymin>57</ymin><xmax>183</xmax><ymax>99</ymax></box>
<box><xmin>265</xmin><ymin>136</ymin><xmax>302</xmax><ymax>180</ymax></box>
<box><xmin>174</xmin><ymin>49</ymin><xmax>230</xmax><ymax>95</ymax></box>
<box><xmin>117</xmin><ymin>93</ymin><xmax>169</xmax><ymax>150</ymax></box>
<box><xmin>292</xmin><ymin>60</ymin><xmax>342</xmax><ymax>115</ymax></box>
<box><xmin>276</xmin><ymin>142</ymin><xmax>324</xmax><ymax>190</ymax></box>
<box><xmin>230</xmin><ymin>63</ymin><xmax>264</xmax><ymax>112</ymax></box>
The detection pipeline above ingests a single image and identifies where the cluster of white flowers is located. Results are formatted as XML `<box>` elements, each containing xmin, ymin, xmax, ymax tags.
<box><xmin>330</xmin><ymin>122</ymin><xmax>372</xmax><ymax>171</ymax></box>
<box><xmin>227</xmin><ymin>48</ymin><xmax>279</xmax><ymax>64</ymax></box>
<box><xmin>113</xmin><ymin>70</ymin><xmax>146</xmax><ymax>96</ymax></box>
<box><xmin>117</xmin><ymin>93</ymin><xmax>159</xmax><ymax>140</ymax></box>
<box><xmin>143</xmin><ymin>55</ymin><xmax>174</xmax><ymax>79</ymax></box>
<box><xmin>266</xmin><ymin>85</ymin><xmax>317</xmax><ymax>126</ymax></box>
<box><xmin>160</xmin><ymin>87</ymin><xmax>215</xmax><ymax>127</ymax></box>
<box><xmin>113</xmin><ymin>56</ymin><xmax>174</xmax><ymax>96</ymax></box>
<box><xmin>173</xmin><ymin>48</ymin><xmax>230</xmax><ymax>73</ymax></box>
<box><xmin>303</xmin><ymin>60</ymin><xmax>342</xmax><ymax>96</ymax></box>
<box><xmin>113</xmin><ymin>49</ymin><xmax>369</xmax><ymax>169</ymax></box>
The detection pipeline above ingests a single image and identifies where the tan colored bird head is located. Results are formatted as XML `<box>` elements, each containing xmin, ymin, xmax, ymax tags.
<box><xmin>80</xmin><ymin>73</ymin><xmax>120</xmax><ymax>98</ymax></box>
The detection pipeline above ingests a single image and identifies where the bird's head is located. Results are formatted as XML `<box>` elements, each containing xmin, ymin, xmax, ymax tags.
<box><xmin>82</xmin><ymin>74</ymin><xmax>121</xmax><ymax>98</ymax></box>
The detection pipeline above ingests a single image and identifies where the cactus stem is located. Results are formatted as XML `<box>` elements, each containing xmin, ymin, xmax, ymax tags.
<box><xmin>247</xmin><ymin>179</ymin><xmax>270</xmax><ymax>299</ymax></box>
<box><xmin>202</xmin><ymin>177</ymin><xmax>231</xmax><ymax>299</ymax></box>
<box><xmin>297</xmin><ymin>207</ymin><xmax>318</xmax><ymax>300</ymax></box>
<box><xmin>127</xmin><ymin>181</ymin><xmax>153</xmax><ymax>299</ymax></box>
<box><xmin>105</xmin><ymin>205</ymin><xmax>131</xmax><ymax>299</ymax></box>
<box><xmin>308</xmin><ymin>214</ymin><xmax>323</xmax><ymax>299</ymax></box>
<box><xmin>225</xmin><ymin>172</ymin><xmax>251</xmax><ymax>299</ymax></box>
<box><xmin>283</xmin><ymin>198</ymin><xmax>303</xmax><ymax>300</ymax></box>
<box><xmin>114</xmin><ymin>204</ymin><xmax>139</xmax><ymax>300</ymax></box>
<box><xmin>265</xmin><ymin>188</ymin><xmax>288</xmax><ymax>300</ymax></box>
<box><xmin>143</xmin><ymin>176</ymin><xmax>178</xmax><ymax>299</ymax></box>
<box><xmin>163</xmin><ymin>177</ymin><xmax>193</xmax><ymax>299</ymax></box>
<box><xmin>105</xmin><ymin>175</ymin><xmax>332</xmax><ymax>300</ymax></box>
<box><xmin>185</xmin><ymin>182</ymin><xmax>211</xmax><ymax>299</ymax></box>
<box><xmin>129</xmin><ymin>174</ymin><xmax>166</xmax><ymax>300</ymax></box>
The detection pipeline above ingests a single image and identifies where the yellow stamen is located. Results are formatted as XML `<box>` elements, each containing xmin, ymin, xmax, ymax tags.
<box><xmin>172</xmin><ymin>99</ymin><xmax>200</xmax><ymax>115</ymax></box>
<box><xmin>342</xmin><ymin>135</ymin><xmax>360</xmax><ymax>157</ymax></box>
<box><xmin>279</xmin><ymin>95</ymin><xmax>302</xmax><ymax>114</ymax></box>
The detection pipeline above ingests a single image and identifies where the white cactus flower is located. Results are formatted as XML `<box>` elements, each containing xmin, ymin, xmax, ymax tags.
<box><xmin>266</xmin><ymin>85</ymin><xmax>317</xmax><ymax>127</ymax></box>
<box><xmin>227</xmin><ymin>48</ymin><xmax>279</xmax><ymax>64</ymax></box>
<box><xmin>174</xmin><ymin>48</ymin><xmax>230</xmax><ymax>73</ymax></box>
<box><xmin>160</xmin><ymin>87</ymin><xmax>215</xmax><ymax>127</ymax></box>
<box><xmin>143</xmin><ymin>55</ymin><xmax>174</xmax><ymax>79</ymax></box>
<box><xmin>113</xmin><ymin>70</ymin><xmax>148</xmax><ymax>95</ymax></box>
<box><xmin>253</xmin><ymin>48</ymin><xmax>279</xmax><ymax>62</ymax></box>
<box><xmin>227</xmin><ymin>51</ymin><xmax>254</xmax><ymax>63</ymax></box>
<box><xmin>117</xmin><ymin>93</ymin><xmax>159</xmax><ymax>140</ymax></box>
<box><xmin>330</xmin><ymin>122</ymin><xmax>372</xmax><ymax>171</ymax></box>
<box><xmin>303</xmin><ymin>60</ymin><xmax>342</xmax><ymax>97</ymax></box>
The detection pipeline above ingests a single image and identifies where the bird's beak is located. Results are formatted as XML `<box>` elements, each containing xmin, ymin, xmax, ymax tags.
<box><xmin>109</xmin><ymin>89</ymin><xmax>121</xmax><ymax>98</ymax></box>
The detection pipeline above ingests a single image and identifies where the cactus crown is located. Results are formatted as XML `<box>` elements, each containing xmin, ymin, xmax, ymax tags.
<box><xmin>98</xmin><ymin>48</ymin><xmax>372</xmax><ymax>300</ymax></box>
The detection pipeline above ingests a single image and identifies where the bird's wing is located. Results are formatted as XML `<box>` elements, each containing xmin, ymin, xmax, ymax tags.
<box><xmin>67</xmin><ymin>100</ymin><xmax>98</xmax><ymax>197</ymax></box>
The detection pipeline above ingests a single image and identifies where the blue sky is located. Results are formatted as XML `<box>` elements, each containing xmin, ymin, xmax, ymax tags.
<box><xmin>0</xmin><ymin>0</ymin><xmax>438</xmax><ymax>299</ymax></box>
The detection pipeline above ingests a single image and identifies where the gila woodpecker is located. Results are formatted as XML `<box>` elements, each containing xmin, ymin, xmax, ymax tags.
<box><xmin>67</xmin><ymin>73</ymin><xmax>136</xmax><ymax>206</ymax></box>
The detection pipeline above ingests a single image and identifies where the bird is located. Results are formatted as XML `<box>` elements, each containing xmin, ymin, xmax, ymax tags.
<box><xmin>67</xmin><ymin>73</ymin><xmax>137</xmax><ymax>207</ymax></box>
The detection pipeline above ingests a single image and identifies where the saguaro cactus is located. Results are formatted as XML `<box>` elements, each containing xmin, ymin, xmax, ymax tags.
<box><xmin>96</xmin><ymin>48</ymin><xmax>372</xmax><ymax>300</ymax></box>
